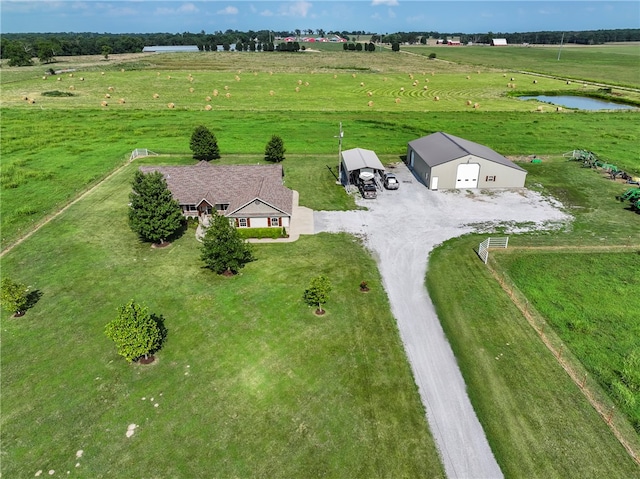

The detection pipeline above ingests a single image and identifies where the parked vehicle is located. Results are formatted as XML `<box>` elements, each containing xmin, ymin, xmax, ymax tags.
<box><xmin>358</xmin><ymin>180</ymin><xmax>377</xmax><ymax>199</ymax></box>
<box><xmin>383</xmin><ymin>172</ymin><xmax>399</xmax><ymax>190</ymax></box>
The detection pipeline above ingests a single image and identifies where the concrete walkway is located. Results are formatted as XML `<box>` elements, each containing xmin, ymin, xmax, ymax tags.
<box><xmin>314</xmin><ymin>163</ymin><xmax>570</xmax><ymax>478</ymax></box>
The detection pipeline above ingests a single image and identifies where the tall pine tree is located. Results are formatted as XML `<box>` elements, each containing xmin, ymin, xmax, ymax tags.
<box><xmin>190</xmin><ymin>125</ymin><xmax>220</xmax><ymax>161</ymax></box>
<box><xmin>201</xmin><ymin>212</ymin><xmax>254</xmax><ymax>275</ymax></box>
<box><xmin>264</xmin><ymin>134</ymin><xmax>286</xmax><ymax>163</ymax></box>
<box><xmin>129</xmin><ymin>170</ymin><xmax>184</xmax><ymax>245</ymax></box>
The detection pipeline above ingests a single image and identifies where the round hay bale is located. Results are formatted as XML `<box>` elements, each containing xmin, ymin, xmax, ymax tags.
<box><xmin>120</xmin><ymin>68</ymin><xmax>125</xmax><ymax>72</ymax></box>
<box><xmin>269</xmin><ymin>71</ymin><xmax>273</xmax><ymax>75</ymax></box>
<box><xmin>556</xmin><ymin>106</ymin><xmax>563</xmax><ymax>111</ymax></box>
<box><xmin>269</xmin><ymin>90</ymin><xmax>275</xmax><ymax>96</ymax></box>
<box><xmin>237</xmin><ymin>69</ymin><xmax>242</xmax><ymax>74</ymax></box>
<box><xmin>383</xmin><ymin>77</ymin><xmax>388</xmax><ymax>81</ymax></box>
<box><xmin>190</xmin><ymin>77</ymin><xmax>194</xmax><ymax>83</ymax></box>
<box><xmin>473</xmin><ymin>103</ymin><xmax>479</xmax><ymax>109</ymax></box>
<box><xmin>101</xmin><ymin>101</ymin><xmax>108</xmax><ymax>107</ymax></box>
<box><xmin>536</xmin><ymin>106</ymin><xmax>543</xmax><ymax>112</ymax></box>
<box><xmin>466</xmin><ymin>100</ymin><xmax>472</xmax><ymax>106</ymax></box>
<box><xmin>304</xmin><ymin>82</ymin><xmax>309</xmax><ymax>87</ymax></box>
<box><xmin>157</xmin><ymin>72</ymin><xmax>160</xmax><ymax>76</ymax></box>
<box><xmin>224</xmin><ymin>85</ymin><xmax>229</xmax><ymax>90</ymax></box>
<box><xmin>507</xmin><ymin>83</ymin><xmax>512</xmax><ymax>88</ymax></box>
<box><xmin>213</xmin><ymin>90</ymin><xmax>219</xmax><ymax>97</ymax></box>
<box><xmin>511</xmin><ymin>83</ymin><xmax>516</xmax><ymax>89</ymax></box>
<box><xmin>413</xmin><ymin>81</ymin><xmax>418</xmax><ymax>87</ymax></box>
<box><xmin>423</xmin><ymin>85</ymin><xmax>428</xmax><ymax>90</ymax></box>
<box><xmin>167</xmin><ymin>102</ymin><xmax>175</xmax><ymax>109</ymax></box>
<box><xmin>477</xmin><ymin>71</ymin><xmax>481</xmax><ymax>74</ymax></box>
<box><xmin>431</xmin><ymin>72</ymin><xmax>435</xmax><ymax>76</ymax></box>
<box><xmin>189</xmin><ymin>87</ymin><xmax>194</xmax><ymax>93</ymax></box>
<box><xmin>409</xmin><ymin>74</ymin><xmax>414</xmax><ymax>79</ymax></box>
<box><xmin>235</xmin><ymin>75</ymin><xmax>241</xmax><ymax>82</ymax></box>
<box><xmin>108</xmin><ymin>86</ymin><xmax>114</xmax><ymax>91</ymax></box>
<box><xmin>28</xmin><ymin>98</ymin><xmax>36</xmax><ymax>104</ymax></box>
<box><xmin>118</xmin><ymin>98</ymin><xmax>126</xmax><ymax>104</ymax></box>
<box><xmin>69</xmin><ymin>85</ymin><xmax>75</xmax><ymax>90</ymax></box>
<box><xmin>57</xmin><ymin>77</ymin><xmax>62</xmax><ymax>81</ymax></box>
<box><xmin>503</xmin><ymin>73</ymin><xmax>507</xmax><ymax>77</ymax></box>
<box><xmin>101</xmin><ymin>72</ymin><xmax>105</xmax><ymax>75</ymax></box>
<box><xmin>295</xmin><ymin>87</ymin><xmax>300</xmax><ymax>92</ymax></box>
<box><xmin>333</xmin><ymin>74</ymin><xmax>337</xmax><ymax>79</ymax></box>
<box><xmin>533</xmin><ymin>80</ymin><xmax>538</xmax><ymax>84</ymax></box>
<box><xmin>298</xmin><ymin>79</ymin><xmax>303</xmax><ymax>85</ymax></box>
<box><xmin>225</xmin><ymin>92</ymin><xmax>231</xmax><ymax>98</ymax></box>
<box><xmin>433</xmin><ymin>96</ymin><xmax>440</xmax><ymax>101</ymax></box>
<box><xmin>167</xmin><ymin>75</ymin><xmax>172</xmax><ymax>79</ymax></box>
<box><xmin>566</xmin><ymin>81</ymin><xmax>571</xmax><ymax>85</ymax></box>
<box><xmin>352</xmin><ymin>73</ymin><xmax>357</xmax><ymax>78</ymax></box>
<box><xmin>206</xmin><ymin>96</ymin><xmax>212</xmax><ymax>101</ymax></box>
<box><xmin>42</xmin><ymin>76</ymin><xmax>47</xmax><ymax>80</ymax></box>
<box><xmin>23</xmin><ymin>95</ymin><xmax>29</xmax><ymax>101</ymax></box>
<box><xmin>254</xmin><ymin>72</ymin><xmax>258</xmax><ymax>76</ymax></box>
<box><xmin>360</xmin><ymin>82</ymin><xmax>365</xmax><ymax>87</ymax></box>
<box><xmin>69</xmin><ymin>73</ymin><xmax>73</xmax><ymax>77</ymax></box>
<box><xmin>367</xmin><ymin>91</ymin><xmax>373</xmax><ymax>97</ymax></box>
<box><xmin>367</xmin><ymin>101</ymin><xmax>374</xmax><ymax>107</ymax></box>
<box><xmin>105</xmin><ymin>94</ymin><xmax>111</xmax><ymax>99</ymax></box>
<box><xmin>205</xmin><ymin>105</ymin><xmax>212</xmax><ymax>111</ymax></box>
<box><xmin>400</xmin><ymin>87</ymin><xmax>405</xmax><ymax>92</ymax></box>
<box><xmin>466</xmin><ymin>76</ymin><xmax>471</xmax><ymax>80</ymax></box>
<box><xmin>79</xmin><ymin>77</ymin><xmax>84</xmax><ymax>81</ymax></box>
<box><xmin>395</xmin><ymin>98</ymin><xmax>401</xmax><ymax>103</ymax></box>
<box><xmin>510</xmin><ymin>77</ymin><xmax>515</xmax><ymax>81</ymax></box>
<box><xmin>153</xmin><ymin>93</ymin><xmax>160</xmax><ymax>99</ymax></box>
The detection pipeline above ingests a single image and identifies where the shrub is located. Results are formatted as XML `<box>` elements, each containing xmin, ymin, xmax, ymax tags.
<box><xmin>428</xmin><ymin>52</ymin><xmax>437</xmax><ymax>59</ymax></box>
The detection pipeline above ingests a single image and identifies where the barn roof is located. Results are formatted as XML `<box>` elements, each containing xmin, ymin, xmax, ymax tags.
<box><xmin>341</xmin><ymin>148</ymin><xmax>385</xmax><ymax>172</ymax></box>
<box><xmin>142</xmin><ymin>45</ymin><xmax>200</xmax><ymax>53</ymax></box>
<box><xmin>408</xmin><ymin>132</ymin><xmax>526</xmax><ymax>172</ymax></box>
<box><xmin>139</xmin><ymin>162</ymin><xmax>293</xmax><ymax>215</ymax></box>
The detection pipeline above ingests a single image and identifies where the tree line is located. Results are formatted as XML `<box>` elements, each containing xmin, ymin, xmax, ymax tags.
<box><xmin>2</xmin><ymin>28</ymin><xmax>638</xmax><ymax>64</ymax></box>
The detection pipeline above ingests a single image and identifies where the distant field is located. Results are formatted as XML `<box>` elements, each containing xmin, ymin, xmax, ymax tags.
<box><xmin>404</xmin><ymin>43</ymin><xmax>640</xmax><ymax>88</ymax></box>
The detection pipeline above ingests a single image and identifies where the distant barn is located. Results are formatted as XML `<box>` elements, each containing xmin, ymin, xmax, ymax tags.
<box><xmin>142</xmin><ymin>45</ymin><xmax>200</xmax><ymax>53</ymax></box>
<box><xmin>491</xmin><ymin>38</ymin><xmax>508</xmax><ymax>46</ymax></box>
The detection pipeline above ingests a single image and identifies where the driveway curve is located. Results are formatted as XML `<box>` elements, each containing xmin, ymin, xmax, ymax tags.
<box><xmin>314</xmin><ymin>163</ymin><xmax>570</xmax><ymax>479</ymax></box>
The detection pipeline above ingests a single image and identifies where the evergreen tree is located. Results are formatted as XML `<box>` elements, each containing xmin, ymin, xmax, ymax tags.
<box><xmin>105</xmin><ymin>300</ymin><xmax>163</xmax><ymax>362</ymax></box>
<box><xmin>190</xmin><ymin>125</ymin><xmax>220</xmax><ymax>161</ymax></box>
<box><xmin>128</xmin><ymin>171</ymin><xmax>184</xmax><ymax>245</ymax></box>
<box><xmin>0</xmin><ymin>278</ymin><xmax>30</xmax><ymax>316</ymax></box>
<box><xmin>264</xmin><ymin>135</ymin><xmax>286</xmax><ymax>163</ymax></box>
<box><xmin>201</xmin><ymin>212</ymin><xmax>254</xmax><ymax>275</ymax></box>
<box><xmin>391</xmin><ymin>42</ymin><xmax>400</xmax><ymax>52</ymax></box>
<box><xmin>303</xmin><ymin>275</ymin><xmax>332</xmax><ymax>314</ymax></box>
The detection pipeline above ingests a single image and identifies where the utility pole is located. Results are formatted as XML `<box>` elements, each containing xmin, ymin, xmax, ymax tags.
<box><xmin>336</xmin><ymin>122</ymin><xmax>344</xmax><ymax>184</ymax></box>
<box><xmin>557</xmin><ymin>32</ymin><xmax>565</xmax><ymax>61</ymax></box>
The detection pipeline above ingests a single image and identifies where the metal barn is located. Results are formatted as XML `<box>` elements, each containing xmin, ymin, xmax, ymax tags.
<box><xmin>340</xmin><ymin>148</ymin><xmax>385</xmax><ymax>186</ymax></box>
<box><xmin>406</xmin><ymin>132</ymin><xmax>527</xmax><ymax>190</ymax></box>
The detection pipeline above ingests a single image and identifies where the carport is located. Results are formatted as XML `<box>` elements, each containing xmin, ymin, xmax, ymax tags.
<box><xmin>340</xmin><ymin>148</ymin><xmax>385</xmax><ymax>187</ymax></box>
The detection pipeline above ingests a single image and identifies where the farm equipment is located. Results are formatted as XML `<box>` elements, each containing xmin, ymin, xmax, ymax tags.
<box><xmin>617</xmin><ymin>187</ymin><xmax>640</xmax><ymax>202</ymax></box>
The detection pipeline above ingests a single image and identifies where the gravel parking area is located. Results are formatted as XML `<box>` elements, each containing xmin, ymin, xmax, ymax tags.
<box><xmin>314</xmin><ymin>163</ymin><xmax>570</xmax><ymax>479</ymax></box>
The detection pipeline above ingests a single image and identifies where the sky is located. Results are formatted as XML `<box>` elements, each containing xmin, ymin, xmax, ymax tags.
<box><xmin>1</xmin><ymin>0</ymin><xmax>639</xmax><ymax>35</ymax></box>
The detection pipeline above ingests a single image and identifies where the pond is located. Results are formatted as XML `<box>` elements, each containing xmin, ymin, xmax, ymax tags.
<box><xmin>519</xmin><ymin>95</ymin><xmax>637</xmax><ymax>111</ymax></box>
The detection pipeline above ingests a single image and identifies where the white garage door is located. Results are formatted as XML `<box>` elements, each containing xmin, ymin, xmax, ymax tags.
<box><xmin>456</xmin><ymin>163</ymin><xmax>480</xmax><ymax>188</ymax></box>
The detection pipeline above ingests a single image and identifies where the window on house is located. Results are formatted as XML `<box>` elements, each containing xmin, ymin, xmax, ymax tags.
<box><xmin>486</xmin><ymin>175</ymin><xmax>496</xmax><ymax>182</ymax></box>
<box><xmin>216</xmin><ymin>204</ymin><xmax>229</xmax><ymax>211</ymax></box>
<box><xmin>270</xmin><ymin>217</ymin><xmax>280</xmax><ymax>227</ymax></box>
<box><xmin>188</xmin><ymin>204</ymin><xmax>197</xmax><ymax>211</ymax></box>
<box><xmin>238</xmin><ymin>218</ymin><xmax>248</xmax><ymax>227</ymax></box>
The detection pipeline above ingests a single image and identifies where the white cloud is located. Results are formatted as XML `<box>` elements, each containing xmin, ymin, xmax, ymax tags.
<box><xmin>155</xmin><ymin>2</ymin><xmax>199</xmax><ymax>16</ymax></box>
<box><xmin>372</xmin><ymin>0</ymin><xmax>399</xmax><ymax>6</ymax></box>
<box><xmin>388</xmin><ymin>7</ymin><xmax>396</xmax><ymax>18</ymax></box>
<box><xmin>260</xmin><ymin>9</ymin><xmax>274</xmax><ymax>17</ymax></box>
<box><xmin>279</xmin><ymin>1</ymin><xmax>313</xmax><ymax>18</ymax></box>
<box><xmin>217</xmin><ymin>6</ymin><xmax>238</xmax><ymax>15</ymax></box>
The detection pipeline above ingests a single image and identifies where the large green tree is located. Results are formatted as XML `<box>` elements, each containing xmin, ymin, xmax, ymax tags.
<box><xmin>5</xmin><ymin>41</ymin><xmax>32</xmax><ymax>66</ymax></box>
<box><xmin>264</xmin><ymin>134</ymin><xmax>286</xmax><ymax>163</ymax></box>
<box><xmin>303</xmin><ymin>275</ymin><xmax>332</xmax><ymax>314</ymax></box>
<box><xmin>105</xmin><ymin>300</ymin><xmax>163</xmax><ymax>362</ymax></box>
<box><xmin>190</xmin><ymin>125</ymin><xmax>220</xmax><ymax>161</ymax></box>
<box><xmin>128</xmin><ymin>170</ymin><xmax>183</xmax><ymax>245</ymax></box>
<box><xmin>201</xmin><ymin>212</ymin><xmax>254</xmax><ymax>275</ymax></box>
<box><xmin>0</xmin><ymin>278</ymin><xmax>30</xmax><ymax>316</ymax></box>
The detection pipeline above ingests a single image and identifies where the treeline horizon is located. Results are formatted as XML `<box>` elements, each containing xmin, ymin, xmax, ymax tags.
<box><xmin>2</xmin><ymin>28</ymin><xmax>639</xmax><ymax>62</ymax></box>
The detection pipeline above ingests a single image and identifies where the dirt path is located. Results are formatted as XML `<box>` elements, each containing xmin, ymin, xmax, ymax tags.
<box><xmin>314</xmin><ymin>163</ymin><xmax>570</xmax><ymax>478</ymax></box>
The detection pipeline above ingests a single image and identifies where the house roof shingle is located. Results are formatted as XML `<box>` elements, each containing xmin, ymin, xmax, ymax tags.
<box><xmin>408</xmin><ymin>132</ymin><xmax>526</xmax><ymax>172</ymax></box>
<box><xmin>139</xmin><ymin>162</ymin><xmax>293</xmax><ymax>216</ymax></box>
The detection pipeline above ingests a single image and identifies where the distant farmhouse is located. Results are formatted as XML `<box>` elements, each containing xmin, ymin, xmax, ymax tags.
<box><xmin>406</xmin><ymin>132</ymin><xmax>527</xmax><ymax>190</ymax></box>
<box><xmin>139</xmin><ymin>162</ymin><xmax>293</xmax><ymax>229</ymax></box>
<box><xmin>491</xmin><ymin>38</ymin><xmax>508</xmax><ymax>46</ymax></box>
<box><xmin>142</xmin><ymin>45</ymin><xmax>200</xmax><ymax>53</ymax></box>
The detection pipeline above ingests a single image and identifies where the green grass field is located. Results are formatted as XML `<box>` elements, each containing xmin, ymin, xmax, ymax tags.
<box><xmin>2</xmin><ymin>47</ymin><xmax>640</xmax><ymax>477</ymax></box>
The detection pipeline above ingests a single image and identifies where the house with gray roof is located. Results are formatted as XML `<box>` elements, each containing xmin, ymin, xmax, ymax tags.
<box><xmin>406</xmin><ymin>132</ymin><xmax>527</xmax><ymax>190</ymax></box>
<box><xmin>139</xmin><ymin>162</ymin><xmax>293</xmax><ymax>229</ymax></box>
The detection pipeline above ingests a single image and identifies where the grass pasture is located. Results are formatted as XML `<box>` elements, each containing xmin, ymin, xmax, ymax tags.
<box><xmin>2</xmin><ymin>48</ymin><xmax>640</xmax><ymax>477</ymax></box>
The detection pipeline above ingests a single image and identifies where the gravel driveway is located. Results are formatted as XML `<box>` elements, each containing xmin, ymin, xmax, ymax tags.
<box><xmin>314</xmin><ymin>163</ymin><xmax>570</xmax><ymax>479</ymax></box>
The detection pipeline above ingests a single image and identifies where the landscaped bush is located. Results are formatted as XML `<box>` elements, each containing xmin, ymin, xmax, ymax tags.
<box><xmin>237</xmin><ymin>227</ymin><xmax>286</xmax><ymax>239</ymax></box>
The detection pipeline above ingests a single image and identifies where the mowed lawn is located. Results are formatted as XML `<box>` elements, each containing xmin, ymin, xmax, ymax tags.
<box><xmin>0</xmin><ymin>162</ymin><xmax>445</xmax><ymax>478</ymax></box>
